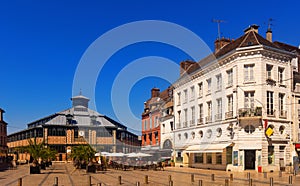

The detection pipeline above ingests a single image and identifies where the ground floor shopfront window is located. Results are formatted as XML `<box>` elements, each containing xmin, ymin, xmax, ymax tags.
<box><xmin>194</xmin><ymin>153</ymin><xmax>203</xmax><ymax>163</ymax></box>
<box><xmin>268</xmin><ymin>146</ymin><xmax>275</xmax><ymax>165</ymax></box>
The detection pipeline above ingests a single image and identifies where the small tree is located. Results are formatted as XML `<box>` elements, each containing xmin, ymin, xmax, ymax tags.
<box><xmin>27</xmin><ymin>138</ymin><xmax>45</xmax><ymax>165</ymax></box>
<box><xmin>70</xmin><ymin>144</ymin><xmax>96</xmax><ymax>162</ymax></box>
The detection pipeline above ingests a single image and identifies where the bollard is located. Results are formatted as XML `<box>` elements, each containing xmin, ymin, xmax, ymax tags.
<box><xmin>211</xmin><ymin>174</ymin><xmax>215</xmax><ymax>181</ymax></box>
<box><xmin>169</xmin><ymin>180</ymin><xmax>173</xmax><ymax>186</ymax></box>
<box><xmin>288</xmin><ymin>175</ymin><xmax>293</xmax><ymax>184</ymax></box>
<box><xmin>118</xmin><ymin>176</ymin><xmax>122</xmax><ymax>185</ymax></box>
<box><xmin>248</xmin><ymin>178</ymin><xmax>252</xmax><ymax>186</ymax></box>
<box><xmin>87</xmin><ymin>175</ymin><xmax>91</xmax><ymax>186</ymax></box>
<box><xmin>230</xmin><ymin>173</ymin><xmax>233</xmax><ymax>181</ymax></box>
<box><xmin>18</xmin><ymin>178</ymin><xmax>22</xmax><ymax>186</ymax></box>
<box><xmin>198</xmin><ymin>180</ymin><xmax>203</xmax><ymax>186</ymax></box>
<box><xmin>191</xmin><ymin>174</ymin><xmax>195</xmax><ymax>182</ymax></box>
<box><xmin>270</xmin><ymin>177</ymin><xmax>273</xmax><ymax>186</ymax></box>
<box><xmin>145</xmin><ymin>175</ymin><xmax>149</xmax><ymax>184</ymax></box>
<box><xmin>225</xmin><ymin>179</ymin><xmax>229</xmax><ymax>186</ymax></box>
<box><xmin>264</xmin><ymin>172</ymin><xmax>267</xmax><ymax>178</ymax></box>
<box><xmin>97</xmin><ymin>183</ymin><xmax>102</xmax><ymax>186</ymax></box>
<box><xmin>279</xmin><ymin>171</ymin><xmax>282</xmax><ymax>177</ymax></box>
<box><xmin>168</xmin><ymin>175</ymin><xmax>172</xmax><ymax>182</ymax></box>
<box><xmin>247</xmin><ymin>172</ymin><xmax>251</xmax><ymax>180</ymax></box>
<box><xmin>54</xmin><ymin>177</ymin><xmax>58</xmax><ymax>186</ymax></box>
<box><xmin>136</xmin><ymin>181</ymin><xmax>140</xmax><ymax>186</ymax></box>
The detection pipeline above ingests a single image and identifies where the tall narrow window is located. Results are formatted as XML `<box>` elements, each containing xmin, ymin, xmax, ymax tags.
<box><xmin>216</xmin><ymin>74</ymin><xmax>222</xmax><ymax>91</ymax></box>
<box><xmin>279</xmin><ymin>93</ymin><xmax>286</xmax><ymax>118</ymax></box>
<box><xmin>278</xmin><ymin>67</ymin><xmax>284</xmax><ymax>85</ymax></box>
<box><xmin>216</xmin><ymin>98</ymin><xmax>222</xmax><ymax>121</ymax></box>
<box><xmin>244</xmin><ymin>64</ymin><xmax>254</xmax><ymax>82</ymax></box>
<box><xmin>177</xmin><ymin>92</ymin><xmax>181</xmax><ymax>105</ymax></box>
<box><xmin>227</xmin><ymin>69</ymin><xmax>233</xmax><ymax>87</ymax></box>
<box><xmin>177</xmin><ymin>111</ymin><xmax>181</xmax><ymax>129</ymax></box>
<box><xmin>207</xmin><ymin>78</ymin><xmax>211</xmax><ymax>94</ymax></box>
<box><xmin>198</xmin><ymin>104</ymin><xmax>203</xmax><ymax>124</ymax></box>
<box><xmin>184</xmin><ymin>89</ymin><xmax>188</xmax><ymax>103</ymax></box>
<box><xmin>267</xmin><ymin>91</ymin><xmax>274</xmax><ymax>116</ymax></box>
<box><xmin>244</xmin><ymin>91</ymin><xmax>255</xmax><ymax>109</ymax></box>
<box><xmin>198</xmin><ymin>82</ymin><xmax>203</xmax><ymax>97</ymax></box>
<box><xmin>184</xmin><ymin>109</ymin><xmax>188</xmax><ymax>127</ymax></box>
<box><xmin>206</xmin><ymin>101</ymin><xmax>212</xmax><ymax>123</ymax></box>
<box><xmin>191</xmin><ymin>106</ymin><xmax>195</xmax><ymax>126</ymax></box>
<box><xmin>190</xmin><ymin>86</ymin><xmax>195</xmax><ymax>100</ymax></box>
<box><xmin>226</xmin><ymin>95</ymin><xmax>233</xmax><ymax>119</ymax></box>
<box><xmin>266</xmin><ymin>64</ymin><xmax>273</xmax><ymax>79</ymax></box>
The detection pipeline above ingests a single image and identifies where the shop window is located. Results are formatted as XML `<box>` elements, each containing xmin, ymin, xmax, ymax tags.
<box><xmin>195</xmin><ymin>153</ymin><xmax>203</xmax><ymax>163</ymax></box>
<box><xmin>206</xmin><ymin>153</ymin><xmax>212</xmax><ymax>164</ymax></box>
<box><xmin>268</xmin><ymin>146</ymin><xmax>275</xmax><ymax>165</ymax></box>
<box><xmin>216</xmin><ymin>153</ymin><xmax>222</xmax><ymax>164</ymax></box>
<box><xmin>226</xmin><ymin>146</ymin><xmax>233</xmax><ymax>164</ymax></box>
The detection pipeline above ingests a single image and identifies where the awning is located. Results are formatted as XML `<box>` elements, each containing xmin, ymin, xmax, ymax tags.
<box><xmin>183</xmin><ymin>143</ymin><xmax>232</xmax><ymax>153</ymax></box>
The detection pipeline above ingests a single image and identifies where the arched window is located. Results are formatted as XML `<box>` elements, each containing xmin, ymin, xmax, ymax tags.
<box><xmin>199</xmin><ymin>130</ymin><xmax>203</xmax><ymax>138</ymax></box>
<box><xmin>279</xmin><ymin>125</ymin><xmax>285</xmax><ymax>135</ymax></box>
<box><xmin>244</xmin><ymin>125</ymin><xmax>255</xmax><ymax>134</ymax></box>
<box><xmin>216</xmin><ymin>128</ymin><xmax>222</xmax><ymax>137</ymax></box>
<box><xmin>206</xmin><ymin>129</ymin><xmax>212</xmax><ymax>139</ymax></box>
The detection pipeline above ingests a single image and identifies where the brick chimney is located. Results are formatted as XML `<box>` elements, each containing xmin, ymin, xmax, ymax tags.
<box><xmin>0</xmin><ymin>108</ymin><xmax>4</xmax><ymax>122</ymax></box>
<box><xmin>266</xmin><ymin>28</ymin><xmax>272</xmax><ymax>42</ymax></box>
<box><xmin>244</xmin><ymin>24</ymin><xmax>259</xmax><ymax>34</ymax></box>
<box><xmin>151</xmin><ymin>88</ymin><xmax>160</xmax><ymax>98</ymax></box>
<box><xmin>214</xmin><ymin>37</ymin><xmax>232</xmax><ymax>53</ymax></box>
<box><xmin>180</xmin><ymin>60</ymin><xmax>196</xmax><ymax>76</ymax></box>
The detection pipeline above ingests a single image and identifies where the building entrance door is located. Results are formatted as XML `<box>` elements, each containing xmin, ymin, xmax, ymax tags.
<box><xmin>244</xmin><ymin>150</ymin><xmax>256</xmax><ymax>170</ymax></box>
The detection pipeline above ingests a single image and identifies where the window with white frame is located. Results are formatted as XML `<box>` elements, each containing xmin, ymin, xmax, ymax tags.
<box><xmin>278</xmin><ymin>67</ymin><xmax>284</xmax><ymax>84</ymax></box>
<box><xmin>216</xmin><ymin>74</ymin><xmax>222</xmax><ymax>91</ymax></box>
<box><xmin>184</xmin><ymin>109</ymin><xmax>188</xmax><ymax>127</ymax></box>
<box><xmin>191</xmin><ymin>106</ymin><xmax>195</xmax><ymax>125</ymax></box>
<box><xmin>207</xmin><ymin>78</ymin><xmax>211</xmax><ymax>94</ymax></box>
<box><xmin>227</xmin><ymin>69</ymin><xmax>233</xmax><ymax>87</ymax></box>
<box><xmin>227</xmin><ymin>95</ymin><xmax>233</xmax><ymax>112</ymax></box>
<box><xmin>206</xmin><ymin>101</ymin><xmax>212</xmax><ymax>123</ymax></box>
<box><xmin>190</xmin><ymin>86</ymin><xmax>195</xmax><ymax>100</ymax></box>
<box><xmin>198</xmin><ymin>82</ymin><xmax>203</xmax><ymax>97</ymax></box>
<box><xmin>198</xmin><ymin>104</ymin><xmax>203</xmax><ymax>124</ymax></box>
<box><xmin>267</xmin><ymin>91</ymin><xmax>274</xmax><ymax>116</ymax></box>
<box><xmin>244</xmin><ymin>64</ymin><xmax>254</xmax><ymax>82</ymax></box>
<box><xmin>244</xmin><ymin>91</ymin><xmax>255</xmax><ymax>109</ymax></box>
<box><xmin>177</xmin><ymin>92</ymin><xmax>181</xmax><ymax>105</ymax></box>
<box><xmin>184</xmin><ymin>89</ymin><xmax>188</xmax><ymax>103</ymax></box>
<box><xmin>266</xmin><ymin>64</ymin><xmax>273</xmax><ymax>79</ymax></box>
<box><xmin>216</xmin><ymin>98</ymin><xmax>222</xmax><ymax>121</ymax></box>
<box><xmin>279</xmin><ymin>93</ymin><xmax>285</xmax><ymax>117</ymax></box>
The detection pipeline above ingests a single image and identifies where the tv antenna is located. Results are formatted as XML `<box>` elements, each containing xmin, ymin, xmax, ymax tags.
<box><xmin>212</xmin><ymin>19</ymin><xmax>226</xmax><ymax>40</ymax></box>
<box><xmin>267</xmin><ymin>18</ymin><xmax>274</xmax><ymax>31</ymax></box>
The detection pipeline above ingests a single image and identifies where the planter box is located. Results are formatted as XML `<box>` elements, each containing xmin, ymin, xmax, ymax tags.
<box><xmin>86</xmin><ymin>165</ymin><xmax>96</xmax><ymax>173</ymax></box>
<box><xmin>30</xmin><ymin>166</ymin><xmax>41</xmax><ymax>174</ymax></box>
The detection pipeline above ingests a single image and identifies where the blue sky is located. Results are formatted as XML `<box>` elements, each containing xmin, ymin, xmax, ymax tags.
<box><xmin>1</xmin><ymin>0</ymin><xmax>299</xmax><ymax>135</ymax></box>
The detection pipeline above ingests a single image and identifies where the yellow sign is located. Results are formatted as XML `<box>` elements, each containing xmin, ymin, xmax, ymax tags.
<box><xmin>266</xmin><ymin>127</ymin><xmax>274</xmax><ymax>137</ymax></box>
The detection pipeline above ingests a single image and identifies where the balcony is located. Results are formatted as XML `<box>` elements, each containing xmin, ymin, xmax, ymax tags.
<box><xmin>279</xmin><ymin>110</ymin><xmax>287</xmax><ymax>118</ymax></box>
<box><xmin>225</xmin><ymin>111</ymin><xmax>233</xmax><ymax>119</ymax></box>
<box><xmin>183</xmin><ymin>121</ymin><xmax>188</xmax><ymax>128</ymax></box>
<box><xmin>197</xmin><ymin>118</ymin><xmax>204</xmax><ymax>125</ymax></box>
<box><xmin>215</xmin><ymin>113</ymin><xmax>222</xmax><ymax>121</ymax></box>
<box><xmin>190</xmin><ymin>120</ymin><xmax>195</xmax><ymax>126</ymax></box>
<box><xmin>238</xmin><ymin>107</ymin><xmax>262</xmax><ymax>118</ymax></box>
<box><xmin>205</xmin><ymin>116</ymin><xmax>212</xmax><ymax>123</ymax></box>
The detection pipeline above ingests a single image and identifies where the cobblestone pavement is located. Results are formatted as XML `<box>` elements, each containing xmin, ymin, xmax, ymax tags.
<box><xmin>0</xmin><ymin>162</ymin><xmax>299</xmax><ymax>186</ymax></box>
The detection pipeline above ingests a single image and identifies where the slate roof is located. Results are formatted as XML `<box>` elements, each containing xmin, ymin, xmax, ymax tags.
<box><xmin>183</xmin><ymin>26</ymin><xmax>284</xmax><ymax>75</ymax></box>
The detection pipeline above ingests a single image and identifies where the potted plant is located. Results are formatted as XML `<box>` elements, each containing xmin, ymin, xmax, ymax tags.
<box><xmin>70</xmin><ymin>144</ymin><xmax>96</xmax><ymax>173</ymax></box>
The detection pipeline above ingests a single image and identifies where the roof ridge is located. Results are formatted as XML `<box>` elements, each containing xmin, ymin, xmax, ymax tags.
<box><xmin>238</xmin><ymin>32</ymin><xmax>250</xmax><ymax>48</ymax></box>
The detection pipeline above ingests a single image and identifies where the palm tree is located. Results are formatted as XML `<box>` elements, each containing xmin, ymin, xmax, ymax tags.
<box><xmin>70</xmin><ymin>144</ymin><xmax>96</xmax><ymax>162</ymax></box>
<box><xmin>27</xmin><ymin>138</ymin><xmax>45</xmax><ymax>165</ymax></box>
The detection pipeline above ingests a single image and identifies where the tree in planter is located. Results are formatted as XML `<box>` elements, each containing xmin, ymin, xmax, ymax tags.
<box><xmin>26</xmin><ymin>138</ymin><xmax>57</xmax><ymax>173</ymax></box>
<box><xmin>70</xmin><ymin>145</ymin><xmax>96</xmax><ymax>172</ymax></box>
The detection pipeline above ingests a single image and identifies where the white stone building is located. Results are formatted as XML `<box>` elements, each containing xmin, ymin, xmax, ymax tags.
<box><xmin>172</xmin><ymin>25</ymin><xmax>298</xmax><ymax>172</ymax></box>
